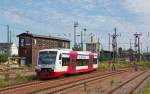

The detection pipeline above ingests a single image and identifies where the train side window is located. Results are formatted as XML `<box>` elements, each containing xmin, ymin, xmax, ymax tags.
<box><xmin>85</xmin><ymin>59</ymin><xmax>88</xmax><ymax>66</ymax></box>
<box><xmin>76</xmin><ymin>59</ymin><xmax>88</xmax><ymax>66</ymax></box>
<box><xmin>62</xmin><ymin>58</ymin><xmax>69</xmax><ymax>66</ymax></box>
<box><xmin>76</xmin><ymin>59</ymin><xmax>79</xmax><ymax>66</ymax></box>
<box><xmin>93</xmin><ymin>59</ymin><xmax>97</xmax><ymax>64</ymax></box>
<box><xmin>77</xmin><ymin>59</ymin><xmax>82</xmax><ymax>66</ymax></box>
<box><xmin>85</xmin><ymin>59</ymin><xmax>88</xmax><ymax>65</ymax></box>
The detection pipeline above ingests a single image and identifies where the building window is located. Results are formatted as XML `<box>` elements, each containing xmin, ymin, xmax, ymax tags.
<box><xmin>25</xmin><ymin>38</ymin><xmax>31</xmax><ymax>45</ymax></box>
<box><xmin>42</xmin><ymin>40</ymin><xmax>45</xmax><ymax>45</ymax></box>
<box><xmin>58</xmin><ymin>42</ymin><xmax>62</xmax><ymax>47</ymax></box>
<box><xmin>37</xmin><ymin>39</ymin><xmax>42</xmax><ymax>45</ymax></box>
<box><xmin>62</xmin><ymin>42</ymin><xmax>65</xmax><ymax>47</ymax></box>
<box><xmin>32</xmin><ymin>39</ymin><xmax>36</xmax><ymax>45</ymax></box>
<box><xmin>20</xmin><ymin>38</ymin><xmax>24</xmax><ymax>46</ymax></box>
<box><xmin>33</xmin><ymin>39</ymin><xmax>36</xmax><ymax>45</ymax></box>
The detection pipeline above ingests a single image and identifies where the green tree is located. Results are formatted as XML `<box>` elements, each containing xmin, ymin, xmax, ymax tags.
<box><xmin>100</xmin><ymin>49</ymin><xmax>110</xmax><ymax>62</ymax></box>
<box><xmin>72</xmin><ymin>44</ymin><xmax>82</xmax><ymax>51</ymax></box>
<box><xmin>0</xmin><ymin>49</ymin><xmax>11</xmax><ymax>63</ymax></box>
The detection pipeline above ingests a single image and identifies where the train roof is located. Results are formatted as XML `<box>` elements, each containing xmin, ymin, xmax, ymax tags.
<box><xmin>39</xmin><ymin>49</ymin><xmax>97</xmax><ymax>55</ymax></box>
<box><xmin>39</xmin><ymin>48</ymin><xmax>72</xmax><ymax>52</ymax></box>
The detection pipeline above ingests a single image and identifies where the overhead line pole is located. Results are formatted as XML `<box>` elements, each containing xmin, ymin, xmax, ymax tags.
<box><xmin>134</xmin><ymin>33</ymin><xmax>142</xmax><ymax>62</ymax></box>
<box><xmin>112</xmin><ymin>27</ymin><xmax>119</xmax><ymax>63</ymax></box>
<box><xmin>81</xmin><ymin>30</ymin><xmax>83</xmax><ymax>51</ymax></box>
<box><xmin>130</xmin><ymin>39</ymin><xmax>132</xmax><ymax>49</ymax></box>
<box><xmin>74</xmin><ymin>22</ymin><xmax>78</xmax><ymax>46</ymax></box>
<box><xmin>80</xmin><ymin>28</ymin><xmax>86</xmax><ymax>51</ymax></box>
<box><xmin>146</xmin><ymin>46</ymin><xmax>148</xmax><ymax>53</ymax></box>
<box><xmin>10</xmin><ymin>30</ymin><xmax>12</xmax><ymax>43</ymax></box>
<box><xmin>7</xmin><ymin>25</ymin><xmax>10</xmax><ymax>43</ymax></box>
<box><xmin>108</xmin><ymin>33</ymin><xmax>111</xmax><ymax>51</ymax></box>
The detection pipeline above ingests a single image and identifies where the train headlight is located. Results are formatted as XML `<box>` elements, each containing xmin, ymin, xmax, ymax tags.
<box><xmin>35</xmin><ymin>65</ymin><xmax>41</xmax><ymax>72</ymax></box>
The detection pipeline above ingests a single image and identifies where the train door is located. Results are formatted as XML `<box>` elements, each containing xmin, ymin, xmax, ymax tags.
<box><xmin>89</xmin><ymin>53</ymin><xmax>94</xmax><ymax>71</ymax></box>
<box><xmin>67</xmin><ymin>51</ymin><xmax>77</xmax><ymax>74</ymax></box>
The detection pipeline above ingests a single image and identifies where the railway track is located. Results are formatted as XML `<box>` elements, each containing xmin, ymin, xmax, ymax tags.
<box><xmin>107</xmin><ymin>70</ymin><xmax>150</xmax><ymax>94</ymax></box>
<box><xmin>0</xmin><ymin>80</ymin><xmax>43</xmax><ymax>92</ymax></box>
<box><xmin>29</xmin><ymin>70</ymin><xmax>128</xmax><ymax>94</ymax></box>
<box><xmin>0</xmin><ymin>68</ymin><xmax>129</xmax><ymax>94</ymax></box>
<box><xmin>0</xmin><ymin>71</ymin><xmax>101</xmax><ymax>93</ymax></box>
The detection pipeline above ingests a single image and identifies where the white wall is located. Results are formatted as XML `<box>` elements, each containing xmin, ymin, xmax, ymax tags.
<box><xmin>10</xmin><ymin>43</ymin><xmax>18</xmax><ymax>56</ymax></box>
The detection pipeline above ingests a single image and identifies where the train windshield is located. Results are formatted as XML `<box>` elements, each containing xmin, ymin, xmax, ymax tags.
<box><xmin>38</xmin><ymin>51</ymin><xmax>57</xmax><ymax>65</ymax></box>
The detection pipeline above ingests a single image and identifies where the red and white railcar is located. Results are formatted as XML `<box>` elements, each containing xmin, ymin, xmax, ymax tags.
<box><xmin>35</xmin><ymin>49</ymin><xmax>98</xmax><ymax>79</ymax></box>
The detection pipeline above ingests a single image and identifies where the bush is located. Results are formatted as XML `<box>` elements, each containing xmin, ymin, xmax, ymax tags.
<box><xmin>98</xmin><ymin>63</ymin><xmax>110</xmax><ymax>71</ymax></box>
<box><xmin>139</xmin><ymin>61</ymin><xmax>150</xmax><ymax>70</ymax></box>
<box><xmin>0</xmin><ymin>49</ymin><xmax>10</xmax><ymax>63</ymax></box>
<box><xmin>100</xmin><ymin>56</ymin><xmax>110</xmax><ymax>62</ymax></box>
<box><xmin>0</xmin><ymin>53</ymin><xmax>8</xmax><ymax>62</ymax></box>
<box><xmin>72</xmin><ymin>44</ymin><xmax>82</xmax><ymax>51</ymax></box>
<box><xmin>98</xmin><ymin>61</ymin><xmax>131</xmax><ymax>71</ymax></box>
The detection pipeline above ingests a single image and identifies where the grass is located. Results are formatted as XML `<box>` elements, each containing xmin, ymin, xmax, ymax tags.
<box><xmin>0</xmin><ymin>70</ymin><xmax>36</xmax><ymax>88</ymax></box>
<box><xmin>136</xmin><ymin>80</ymin><xmax>150</xmax><ymax>94</ymax></box>
<box><xmin>98</xmin><ymin>61</ymin><xmax>131</xmax><ymax>71</ymax></box>
<box><xmin>0</xmin><ymin>61</ymin><xmax>150</xmax><ymax>89</ymax></box>
<box><xmin>138</xmin><ymin>61</ymin><xmax>150</xmax><ymax>70</ymax></box>
<box><xmin>0</xmin><ymin>63</ymin><xmax>37</xmax><ymax>88</ymax></box>
<box><xmin>0</xmin><ymin>75</ymin><xmax>36</xmax><ymax>88</ymax></box>
<box><xmin>98</xmin><ymin>60</ymin><xmax>150</xmax><ymax>71</ymax></box>
<box><xmin>140</xmin><ymin>87</ymin><xmax>150</xmax><ymax>94</ymax></box>
<box><xmin>98</xmin><ymin>61</ymin><xmax>150</xmax><ymax>94</ymax></box>
<box><xmin>110</xmin><ymin>79</ymin><xmax>122</xmax><ymax>86</ymax></box>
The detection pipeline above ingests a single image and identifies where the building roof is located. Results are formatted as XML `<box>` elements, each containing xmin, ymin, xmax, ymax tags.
<box><xmin>17</xmin><ymin>32</ymin><xmax>70</xmax><ymax>42</ymax></box>
<box><xmin>86</xmin><ymin>42</ymin><xmax>100</xmax><ymax>44</ymax></box>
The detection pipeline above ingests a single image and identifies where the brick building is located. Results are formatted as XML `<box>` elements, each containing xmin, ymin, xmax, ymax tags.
<box><xmin>17</xmin><ymin>32</ymin><xmax>70</xmax><ymax>66</ymax></box>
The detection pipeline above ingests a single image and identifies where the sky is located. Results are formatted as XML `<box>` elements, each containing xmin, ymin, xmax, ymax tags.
<box><xmin>0</xmin><ymin>0</ymin><xmax>150</xmax><ymax>52</ymax></box>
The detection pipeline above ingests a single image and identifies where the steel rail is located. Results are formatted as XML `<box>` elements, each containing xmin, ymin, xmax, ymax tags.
<box><xmin>30</xmin><ymin>70</ymin><xmax>128</xmax><ymax>94</ymax></box>
<box><xmin>129</xmin><ymin>73</ymin><xmax>150</xmax><ymax>94</ymax></box>
<box><xmin>107</xmin><ymin>71</ymin><xmax>147</xmax><ymax>94</ymax></box>
<box><xmin>0</xmin><ymin>81</ymin><xmax>43</xmax><ymax>92</ymax></box>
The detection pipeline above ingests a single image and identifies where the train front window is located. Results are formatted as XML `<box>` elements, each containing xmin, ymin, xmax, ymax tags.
<box><xmin>38</xmin><ymin>51</ymin><xmax>57</xmax><ymax>65</ymax></box>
